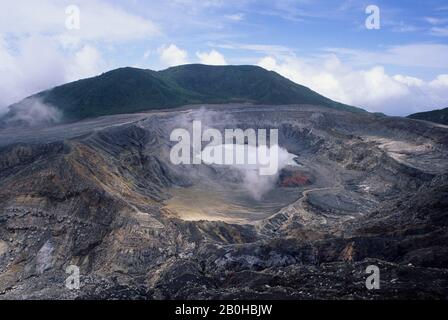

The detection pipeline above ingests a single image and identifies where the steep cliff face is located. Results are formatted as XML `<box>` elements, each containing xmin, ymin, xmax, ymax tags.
<box><xmin>0</xmin><ymin>105</ymin><xmax>447</xmax><ymax>299</ymax></box>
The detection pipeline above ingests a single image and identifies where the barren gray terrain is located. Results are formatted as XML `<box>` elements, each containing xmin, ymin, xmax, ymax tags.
<box><xmin>0</xmin><ymin>104</ymin><xmax>447</xmax><ymax>299</ymax></box>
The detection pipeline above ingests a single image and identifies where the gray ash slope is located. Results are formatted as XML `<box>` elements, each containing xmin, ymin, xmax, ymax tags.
<box><xmin>0</xmin><ymin>104</ymin><xmax>447</xmax><ymax>299</ymax></box>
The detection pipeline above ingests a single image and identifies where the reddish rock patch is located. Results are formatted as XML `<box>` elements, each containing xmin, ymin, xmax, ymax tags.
<box><xmin>279</xmin><ymin>170</ymin><xmax>311</xmax><ymax>187</ymax></box>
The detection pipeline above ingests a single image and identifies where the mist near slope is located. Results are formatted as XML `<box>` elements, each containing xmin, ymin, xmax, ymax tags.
<box><xmin>1</xmin><ymin>97</ymin><xmax>62</xmax><ymax>127</ymax></box>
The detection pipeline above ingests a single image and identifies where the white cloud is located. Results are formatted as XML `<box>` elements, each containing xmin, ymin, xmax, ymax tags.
<box><xmin>225</xmin><ymin>13</ymin><xmax>244</xmax><ymax>21</ymax></box>
<box><xmin>0</xmin><ymin>0</ymin><xmax>160</xmax><ymax>44</ymax></box>
<box><xmin>393</xmin><ymin>75</ymin><xmax>424</xmax><ymax>87</ymax></box>
<box><xmin>211</xmin><ymin>42</ymin><xmax>294</xmax><ymax>54</ymax></box>
<box><xmin>0</xmin><ymin>35</ymin><xmax>65</xmax><ymax>113</ymax></box>
<box><xmin>196</xmin><ymin>50</ymin><xmax>227</xmax><ymax>65</ymax></box>
<box><xmin>430</xmin><ymin>26</ymin><xmax>448</xmax><ymax>36</ymax></box>
<box><xmin>325</xmin><ymin>44</ymin><xmax>448</xmax><ymax>69</ymax></box>
<box><xmin>424</xmin><ymin>17</ymin><xmax>448</xmax><ymax>25</ymax></box>
<box><xmin>143</xmin><ymin>50</ymin><xmax>151</xmax><ymax>60</ymax></box>
<box><xmin>0</xmin><ymin>0</ymin><xmax>159</xmax><ymax>113</ymax></box>
<box><xmin>67</xmin><ymin>45</ymin><xmax>104</xmax><ymax>81</ymax></box>
<box><xmin>158</xmin><ymin>44</ymin><xmax>189</xmax><ymax>67</ymax></box>
<box><xmin>258</xmin><ymin>54</ymin><xmax>448</xmax><ymax>115</ymax></box>
<box><xmin>171</xmin><ymin>0</ymin><xmax>225</xmax><ymax>11</ymax></box>
<box><xmin>0</xmin><ymin>35</ymin><xmax>105</xmax><ymax>114</ymax></box>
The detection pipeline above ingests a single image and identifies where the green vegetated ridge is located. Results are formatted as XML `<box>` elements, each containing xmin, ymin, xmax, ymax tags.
<box><xmin>7</xmin><ymin>64</ymin><xmax>366</xmax><ymax>122</ymax></box>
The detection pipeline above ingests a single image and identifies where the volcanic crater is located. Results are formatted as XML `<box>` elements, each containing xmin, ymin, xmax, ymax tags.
<box><xmin>0</xmin><ymin>104</ymin><xmax>447</xmax><ymax>299</ymax></box>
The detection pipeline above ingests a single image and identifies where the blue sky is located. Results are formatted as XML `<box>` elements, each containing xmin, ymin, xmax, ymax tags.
<box><xmin>1</xmin><ymin>0</ymin><xmax>448</xmax><ymax>115</ymax></box>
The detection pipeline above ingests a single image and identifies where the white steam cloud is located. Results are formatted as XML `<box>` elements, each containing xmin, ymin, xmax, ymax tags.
<box><xmin>170</xmin><ymin>108</ymin><xmax>298</xmax><ymax>201</ymax></box>
<box><xmin>201</xmin><ymin>143</ymin><xmax>297</xmax><ymax>200</ymax></box>
<box><xmin>4</xmin><ymin>98</ymin><xmax>62</xmax><ymax>127</ymax></box>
